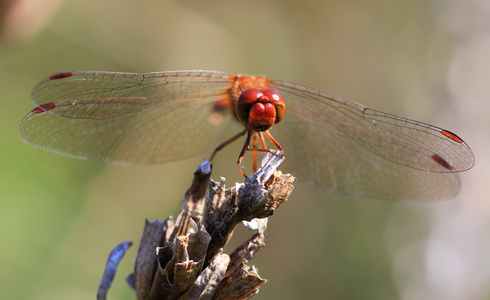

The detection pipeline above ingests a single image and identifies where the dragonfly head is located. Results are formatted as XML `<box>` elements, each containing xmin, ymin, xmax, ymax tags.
<box><xmin>236</xmin><ymin>88</ymin><xmax>285</xmax><ymax>132</ymax></box>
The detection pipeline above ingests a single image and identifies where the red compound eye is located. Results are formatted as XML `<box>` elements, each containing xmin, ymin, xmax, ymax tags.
<box><xmin>262</xmin><ymin>89</ymin><xmax>285</xmax><ymax>123</ymax></box>
<box><xmin>236</xmin><ymin>89</ymin><xmax>262</xmax><ymax>124</ymax></box>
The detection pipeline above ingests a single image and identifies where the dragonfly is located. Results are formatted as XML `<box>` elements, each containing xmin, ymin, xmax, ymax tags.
<box><xmin>19</xmin><ymin>70</ymin><xmax>475</xmax><ymax>200</ymax></box>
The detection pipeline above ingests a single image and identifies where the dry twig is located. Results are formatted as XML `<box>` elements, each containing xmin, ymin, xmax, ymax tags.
<box><xmin>100</xmin><ymin>151</ymin><xmax>295</xmax><ymax>299</ymax></box>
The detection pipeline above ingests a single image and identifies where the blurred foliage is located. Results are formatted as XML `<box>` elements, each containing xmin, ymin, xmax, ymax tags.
<box><xmin>1</xmin><ymin>0</ymin><xmax>487</xmax><ymax>300</ymax></box>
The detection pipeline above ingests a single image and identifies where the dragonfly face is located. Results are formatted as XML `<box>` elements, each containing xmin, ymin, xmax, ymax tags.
<box><xmin>235</xmin><ymin>88</ymin><xmax>285</xmax><ymax>132</ymax></box>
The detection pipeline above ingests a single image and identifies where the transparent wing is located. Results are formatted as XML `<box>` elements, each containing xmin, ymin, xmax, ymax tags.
<box><xmin>270</xmin><ymin>80</ymin><xmax>475</xmax><ymax>200</ymax></box>
<box><xmin>19</xmin><ymin>70</ymin><xmax>241</xmax><ymax>164</ymax></box>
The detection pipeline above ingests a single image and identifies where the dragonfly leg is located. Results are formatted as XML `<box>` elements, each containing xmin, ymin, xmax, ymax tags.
<box><xmin>235</xmin><ymin>130</ymin><xmax>284</xmax><ymax>177</ymax></box>
<box><xmin>259</xmin><ymin>132</ymin><xmax>267</xmax><ymax>149</ymax></box>
<box><xmin>243</xmin><ymin>131</ymin><xmax>282</xmax><ymax>173</ymax></box>
<box><xmin>210</xmin><ymin>128</ymin><xmax>247</xmax><ymax>162</ymax></box>
<box><xmin>251</xmin><ymin>132</ymin><xmax>269</xmax><ymax>172</ymax></box>
<box><xmin>264</xmin><ymin>130</ymin><xmax>283</xmax><ymax>152</ymax></box>
<box><xmin>252</xmin><ymin>133</ymin><xmax>258</xmax><ymax>172</ymax></box>
<box><xmin>237</xmin><ymin>129</ymin><xmax>253</xmax><ymax>178</ymax></box>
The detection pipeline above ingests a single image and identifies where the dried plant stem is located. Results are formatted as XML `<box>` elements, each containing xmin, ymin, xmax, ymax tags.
<box><xmin>99</xmin><ymin>151</ymin><xmax>295</xmax><ymax>299</ymax></box>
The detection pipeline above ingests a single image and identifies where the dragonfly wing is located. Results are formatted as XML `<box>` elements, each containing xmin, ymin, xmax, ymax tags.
<box><xmin>270</xmin><ymin>80</ymin><xmax>474</xmax><ymax>200</ymax></box>
<box><xmin>20</xmin><ymin>71</ymin><xmax>241</xmax><ymax>164</ymax></box>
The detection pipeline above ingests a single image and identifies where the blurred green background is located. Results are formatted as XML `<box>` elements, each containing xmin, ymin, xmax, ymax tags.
<box><xmin>1</xmin><ymin>0</ymin><xmax>488</xmax><ymax>299</ymax></box>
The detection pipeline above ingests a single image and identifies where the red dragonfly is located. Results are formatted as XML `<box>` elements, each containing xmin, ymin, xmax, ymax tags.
<box><xmin>19</xmin><ymin>70</ymin><xmax>474</xmax><ymax>200</ymax></box>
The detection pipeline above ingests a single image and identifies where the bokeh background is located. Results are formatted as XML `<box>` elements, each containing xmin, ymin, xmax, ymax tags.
<box><xmin>1</xmin><ymin>0</ymin><xmax>489</xmax><ymax>299</ymax></box>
